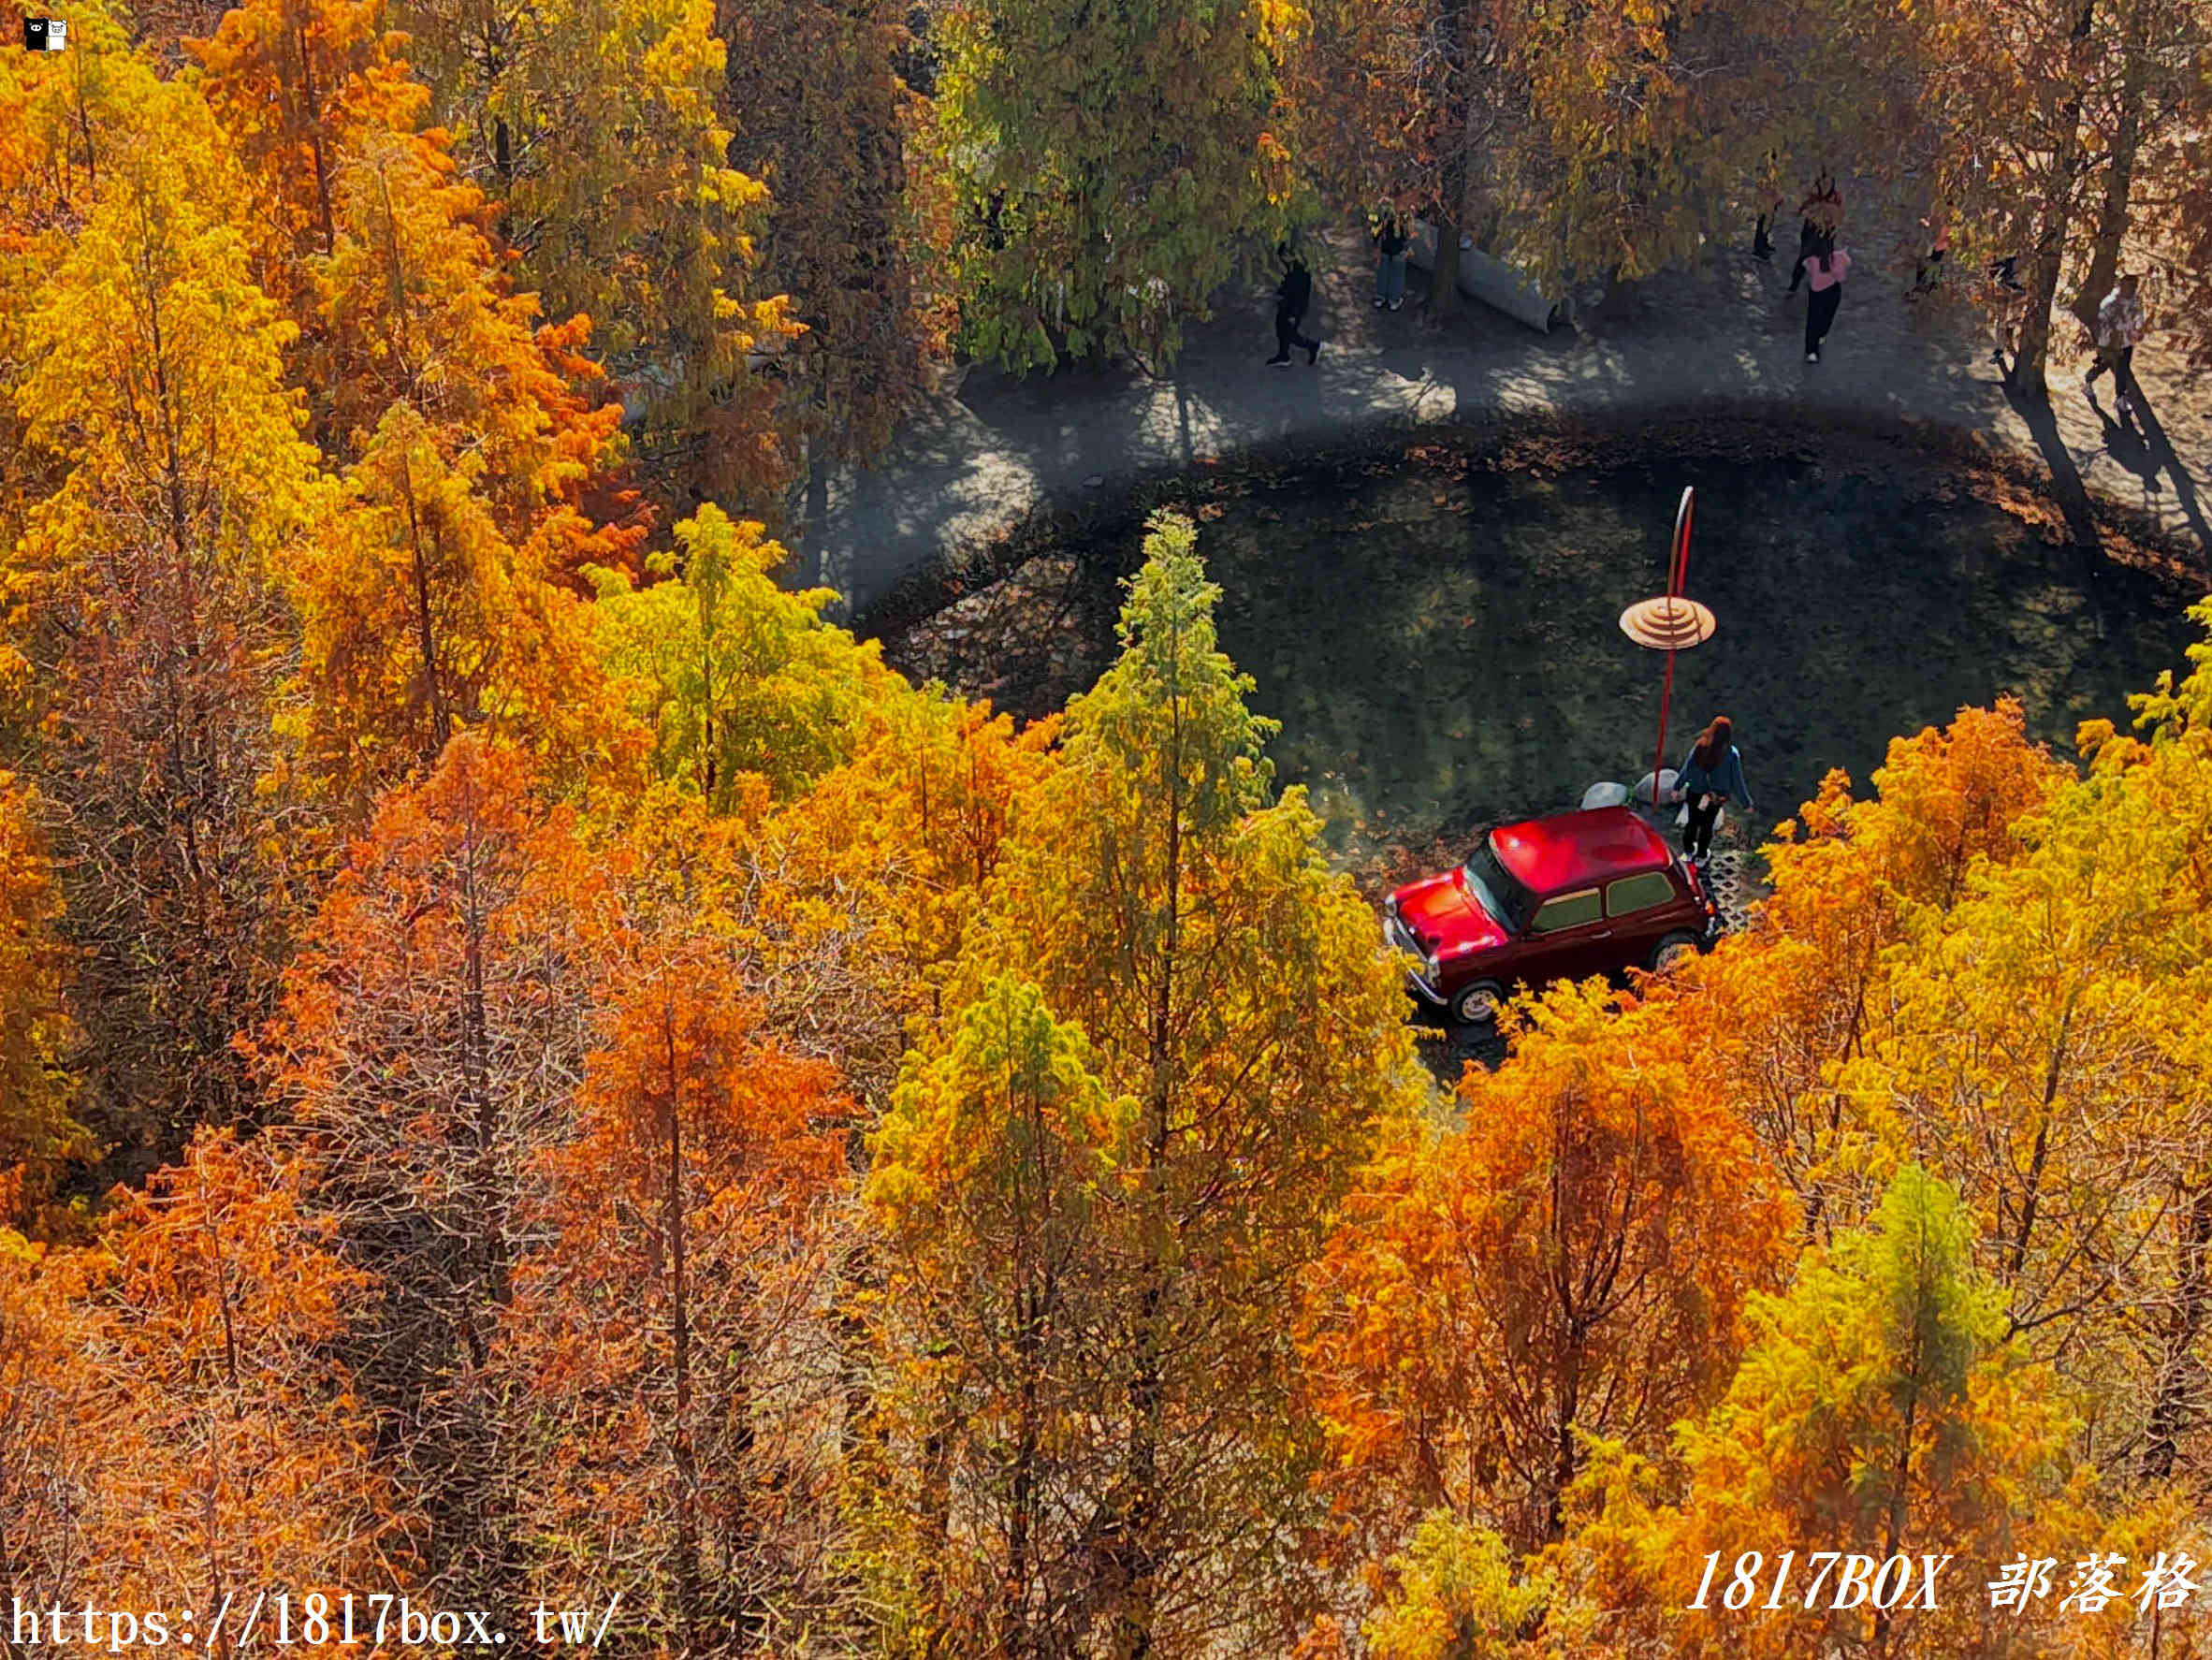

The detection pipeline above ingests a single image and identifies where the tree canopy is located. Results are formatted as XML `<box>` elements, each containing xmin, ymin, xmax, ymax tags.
<box><xmin>3</xmin><ymin>2</ymin><xmax>2210</xmax><ymax>1653</ymax></box>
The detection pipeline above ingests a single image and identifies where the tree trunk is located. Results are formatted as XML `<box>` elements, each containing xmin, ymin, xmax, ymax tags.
<box><xmin>1872</xmin><ymin>1386</ymin><xmax>1918</xmax><ymax>1652</ymax></box>
<box><xmin>1430</xmin><ymin>211</ymin><xmax>1465</xmax><ymax>319</ymax></box>
<box><xmin>399</xmin><ymin>462</ymin><xmax>452</xmax><ymax>761</ymax></box>
<box><xmin>916</xmin><ymin>1398</ymin><xmax>955</xmax><ymax>1653</ymax></box>
<box><xmin>1104</xmin><ymin>605</ymin><xmax>1188</xmax><ymax>1660</ymax></box>
<box><xmin>663</xmin><ymin>1009</ymin><xmax>703</xmax><ymax>1655</ymax></box>
<box><xmin>2074</xmin><ymin>42</ymin><xmax>2144</xmax><ymax>327</ymax></box>
<box><xmin>1426</xmin><ymin>0</ymin><xmax>1472</xmax><ymax>317</ymax></box>
<box><xmin>2006</xmin><ymin>0</ymin><xmax>2099</xmax><ymax>399</ymax></box>
<box><xmin>296</xmin><ymin>18</ymin><xmax>336</xmax><ymax>256</ymax></box>
<box><xmin>2139</xmin><ymin>1178</ymin><xmax>2212</xmax><ymax>1483</ymax></box>
<box><xmin>1005</xmin><ymin>1295</ymin><xmax>1041</xmax><ymax>1657</ymax></box>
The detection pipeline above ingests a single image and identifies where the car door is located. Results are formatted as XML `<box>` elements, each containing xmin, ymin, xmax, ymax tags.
<box><xmin>1604</xmin><ymin>869</ymin><xmax>1681</xmax><ymax>968</ymax></box>
<box><xmin>1520</xmin><ymin>885</ymin><xmax>1611</xmax><ymax>988</ymax></box>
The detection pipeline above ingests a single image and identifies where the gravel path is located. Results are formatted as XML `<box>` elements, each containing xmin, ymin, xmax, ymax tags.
<box><xmin>800</xmin><ymin>213</ymin><xmax>2210</xmax><ymax>618</ymax></box>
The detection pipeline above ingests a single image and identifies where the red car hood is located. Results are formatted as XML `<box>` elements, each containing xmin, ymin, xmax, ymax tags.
<box><xmin>1390</xmin><ymin>867</ymin><xmax>1508</xmax><ymax>956</ymax></box>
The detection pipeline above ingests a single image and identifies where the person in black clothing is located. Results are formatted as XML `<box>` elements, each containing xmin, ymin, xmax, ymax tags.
<box><xmin>1752</xmin><ymin>197</ymin><xmax>1780</xmax><ymax>262</ymax></box>
<box><xmin>1374</xmin><ymin>211</ymin><xmax>1411</xmax><ymax>310</ymax></box>
<box><xmin>1786</xmin><ymin>167</ymin><xmax>1841</xmax><ymax>294</ymax></box>
<box><xmin>1268</xmin><ymin>249</ymin><xmax>1321</xmax><ymax>366</ymax></box>
<box><xmin>1670</xmin><ymin>716</ymin><xmax>1754</xmax><ymax>866</ymax></box>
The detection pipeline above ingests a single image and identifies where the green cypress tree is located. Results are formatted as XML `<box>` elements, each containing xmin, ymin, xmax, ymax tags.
<box><xmin>872</xmin><ymin>511</ymin><xmax>1425</xmax><ymax>1656</ymax></box>
<box><xmin>931</xmin><ymin>0</ymin><xmax>1299</xmax><ymax>371</ymax></box>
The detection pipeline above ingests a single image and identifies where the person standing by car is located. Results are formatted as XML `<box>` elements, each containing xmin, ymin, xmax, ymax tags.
<box><xmin>1374</xmin><ymin>210</ymin><xmax>1411</xmax><ymax>311</ymax></box>
<box><xmin>1803</xmin><ymin>241</ymin><xmax>1851</xmax><ymax>362</ymax></box>
<box><xmin>1672</xmin><ymin>716</ymin><xmax>1754</xmax><ymax>866</ymax></box>
<box><xmin>1268</xmin><ymin>248</ymin><xmax>1322</xmax><ymax>366</ymax></box>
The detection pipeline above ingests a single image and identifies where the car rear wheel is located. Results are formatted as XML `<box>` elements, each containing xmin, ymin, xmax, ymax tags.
<box><xmin>1450</xmin><ymin>981</ymin><xmax>1505</xmax><ymax>1027</ymax></box>
<box><xmin>1651</xmin><ymin>932</ymin><xmax>1701</xmax><ymax>973</ymax></box>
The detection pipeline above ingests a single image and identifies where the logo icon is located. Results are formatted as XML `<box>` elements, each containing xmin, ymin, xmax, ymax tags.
<box><xmin>24</xmin><ymin>17</ymin><xmax>68</xmax><ymax>48</ymax></box>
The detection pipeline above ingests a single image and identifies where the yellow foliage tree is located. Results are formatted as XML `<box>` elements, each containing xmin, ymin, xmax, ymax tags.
<box><xmin>286</xmin><ymin>402</ymin><xmax>630</xmax><ymax>811</ymax></box>
<box><xmin>7</xmin><ymin>90</ymin><xmax>326</xmax><ymax>1154</ymax></box>
<box><xmin>0</xmin><ymin>776</ymin><xmax>90</xmax><ymax>1236</ymax></box>
<box><xmin>400</xmin><ymin>0</ymin><xmax>801</xmax><ymax>499</ymax></box>
<box><xmin>1562</xmin><ymin>1166</ymin><xmax>2107</xmax><ymax>1660</ymax></box>
<box><xmin>585</xmin><ymin>503</ymin><xmax>885</xmax><ymax>809</ymax></box>
<box><xmin>872</xmin><ymin>511</ymin><xmax>1426</xmax><ymax>1655</ymax></box>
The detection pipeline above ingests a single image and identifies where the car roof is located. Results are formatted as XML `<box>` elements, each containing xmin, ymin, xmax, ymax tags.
<box><xmin>1490</xmin><ymin>807</ymin><xmax>1673</xmax><ymax>895</ymax></box>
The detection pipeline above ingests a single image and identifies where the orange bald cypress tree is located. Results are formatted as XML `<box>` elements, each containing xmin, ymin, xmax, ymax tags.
<box><xmin>504</xmin><ymin>942</ymin><xmax>849</xmax><ymax>1649</ymax></box>
<box><xmin>312</xmin><ymin>127</ymin><xmax>631</xmax><ymax>546</ymax></box>
<box><xmin>258</xmin><ymin>735</ymin><xmax>604</xmax><ymax>1605</ymax></box>
<box><xmin>68</xmin><ymin>1128</ymin><xmax>403</xmax><ymax>1643</ymax></box>
<box><xmin>192</xmin><ymin>0</ymin><xmax>645</xmax><ymax>577</ymax></box>
<box><xmin>189</xmin><ymin>0</ymin><xmax>424</xmax><ymax>285</ymax></box>
<box><xmin>1304</xmin><ymin>980</ymin><xmax>1795</xmax><ymax>1567</ymax></box>
<box><xmin>1637</xmin><ymin>699</ymin><xmax>2074</xmax><ymax>1245</ymax></box>
<box><xmin>284</xmin><ymin>402</ymin><xmax>630</xmax><ymax>812</ymax></box>
<box><xmin>0</xmin><ymin>1208</ymin><xmax>100</xmax><ymax>1615</ymax></box>
<box><xmin>271</xmin><ymin>118</ymin><xmax>645</xmax><ymax>811</ymax></box>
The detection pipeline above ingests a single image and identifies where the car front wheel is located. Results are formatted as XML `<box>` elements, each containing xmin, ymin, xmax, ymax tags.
<box><xmin>1651</xmin><ymin>932</ymin><xmax>1701</xmax><ymax>973</ymax></box>
<box><xmin>1450</xmin><ymin>981</ymin><xmax>1505</xmax><ymax>1027</ymax></box>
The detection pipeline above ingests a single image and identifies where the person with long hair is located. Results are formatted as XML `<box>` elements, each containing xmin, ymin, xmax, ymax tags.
<box><xmin>1786</xmin><ymin>167</ymin><xmax>1842</xmax><ymax>293</ymax></box>
<box><xmin>1803</xmin><ymin>240</ymin><xmax>1851</xmax><ymax>362</ymax></box>
<box><xmin>1373</xmin><ymin>208</ymin><xmax>1411</xmax><ymax>311</ymax></box>
<box><xmin>1671</xmin><ymin>716</ymin><xmax>1755</xmax><ymax>866</ymax></box>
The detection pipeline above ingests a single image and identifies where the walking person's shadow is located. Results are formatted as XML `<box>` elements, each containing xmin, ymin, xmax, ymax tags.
<box><xmin>2109</xmin><ymin>382</ymin><xmax>2212</xmax><ymax>565</ymax></box>
<box><xmin>2086</xmin><ymin>394</ymin><xmax>2164</xmax><ymax>519</ymax></box>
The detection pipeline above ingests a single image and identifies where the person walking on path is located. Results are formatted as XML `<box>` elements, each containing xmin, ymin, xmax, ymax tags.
<box><xmin>2086</xmin><ymin>272</ymin><xmax>2147</xmax><ymax>423</ymax></box>
<box><xmin>1753</xmin><ymin>194</ymin><xmax>1783</xmax><ymax>261</ymax></box>
<box><xmin>1268</xmin><ymin>248</ymin><xmax>1322</xmax><ymax>366</ymax></box>
<box><xmin>1804</xmin><ymin>241</ymin><xmax>1851</xmax><ymax>361</ymax></box>
<box><xmin>1373</xmin><ymin>211</ymin><xmax>1411</xmax><ymax>311</ymax></box>
<box><xmin>1671</xmin><ymin>716</ymin><xmax>1754</xmax><ymax>866</ymax></box>
<box><xmin>1910</xmin><ymin>205</ymin><xmax>1950</xmax><ymax>297</ymax></box>
<box><xmin>1786</xmin><ymin>167</ymin><xmax>1843</xmax><ymax>293</ymax></box>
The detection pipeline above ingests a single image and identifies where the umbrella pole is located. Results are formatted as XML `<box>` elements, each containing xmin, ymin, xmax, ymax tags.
<box><xmin>1650</xmin><ymin>488</ymin><xmax>1695</xmax><ymax>810</ymax></box>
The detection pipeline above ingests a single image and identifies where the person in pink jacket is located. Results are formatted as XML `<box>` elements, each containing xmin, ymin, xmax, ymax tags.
<box><xmin>1804</xmin><ymin>243</ymin><xmax>1851</xmax><ymax>362</ymax></box>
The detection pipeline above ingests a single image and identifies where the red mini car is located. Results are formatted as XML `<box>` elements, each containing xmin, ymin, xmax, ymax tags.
<box><xmin>1383</xmin><ymin>806</ymin><xmax>1721</xmax><ymax>1026</ymax></box>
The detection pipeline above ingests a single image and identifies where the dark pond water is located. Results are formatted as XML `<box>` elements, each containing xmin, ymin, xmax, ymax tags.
<box><xmin>886</xmin><ymin>444</ymin><xmax>2204</xmax><ymax>881</ymax></box>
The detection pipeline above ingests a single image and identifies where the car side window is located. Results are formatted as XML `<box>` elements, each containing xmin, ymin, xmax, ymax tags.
<box><xmin>1530</xmin><ymin>888</ymin><xmax>1603</xmax><ymax>933</ymax></box>
<box><xmin>1607</xmin><ymin>871</ymin><xmax>1676</xmax><ymax>918</ymax></box>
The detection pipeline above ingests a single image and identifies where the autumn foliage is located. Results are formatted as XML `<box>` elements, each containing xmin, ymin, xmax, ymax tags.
<box><xmin>1304</xmin><ymin>981</ymin><xmax>1796</xmax><ymax>1563</ymax></box>
<box><xmin>3</xmin><ymin>0</ymin><xmax>2212</xmax><ymax>1651</ymax></box>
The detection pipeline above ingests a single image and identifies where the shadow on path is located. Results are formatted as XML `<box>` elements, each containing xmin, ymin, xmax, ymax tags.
<box><xmin>820</xmin><ymin>205</ymin><xmax>2211</xmax><ymax>616</ymax></box>
<box><xmin>2126</xmin><ymin>386</ymin><xmax>2212</xmax><ymax>568</ymax></box>
<box><xmin>1996</xmin><ymin>351</ymin><xmax>2103</xmax><ymax>557</ymax></box>
<box><xmin>2088</xmin><ymin>402</ymin><xmax>2168</xmax><ymax>517</ymax></box>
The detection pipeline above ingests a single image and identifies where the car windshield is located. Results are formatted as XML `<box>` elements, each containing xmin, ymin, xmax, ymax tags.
<box><xmin>1463</xmin><ymin>835</ymin><xmax>1538</xmax><ymax>934</ymax></box>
